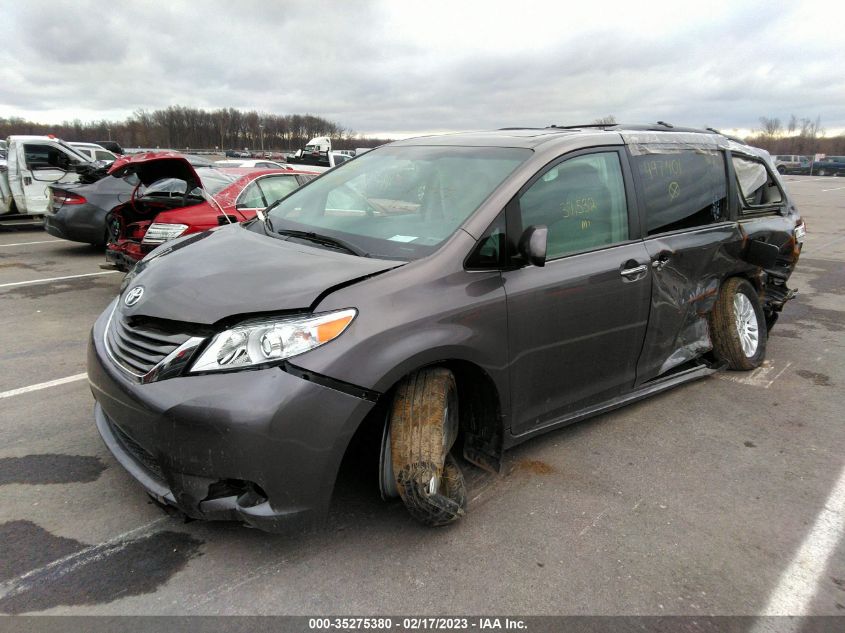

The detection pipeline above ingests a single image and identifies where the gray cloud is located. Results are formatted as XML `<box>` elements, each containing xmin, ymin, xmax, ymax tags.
<box><xmin>0</xmin><ymin>0</ymin><xmax>842</xmax><ymax>135</ymax></box>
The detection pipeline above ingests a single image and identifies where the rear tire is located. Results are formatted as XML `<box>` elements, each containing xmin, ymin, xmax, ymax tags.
<box><xmin>709</xmin><ymin>278</ymin><xmax>766</xmax><ymax>371</ymax></box>
<box><xmin>388</xmin><ymin>367</ymin><xmax>467</xmax><ymax>527</ymax></box>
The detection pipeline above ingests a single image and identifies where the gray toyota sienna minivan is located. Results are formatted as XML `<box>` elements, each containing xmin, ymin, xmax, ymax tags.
<box><xmin>88</xmin><ymin>124</ymin><xmax>804</xmax><ymax>531</ymax></box>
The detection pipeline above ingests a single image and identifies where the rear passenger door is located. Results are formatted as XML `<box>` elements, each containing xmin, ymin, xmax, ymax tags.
<box><xmin>629</xmin><ymin>146</ymin><xmax>739</xmax><ymax>384</ymax></box>
<box><xmin>504</xmin><ymin>148</ymin><xmax>653</xmax><ymax>436</ymax></box>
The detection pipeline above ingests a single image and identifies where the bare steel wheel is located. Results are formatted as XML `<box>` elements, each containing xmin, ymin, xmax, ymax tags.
<box><xmin>709</xmin><ymin>277</ymin><xmax>767</xmax><ymax>370</ymax></box>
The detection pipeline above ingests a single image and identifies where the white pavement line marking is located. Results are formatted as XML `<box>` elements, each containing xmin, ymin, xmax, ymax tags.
<box><xmin>784</xmin><ymin>178</ymin><xmax>833</xmax><ymax>183</ymax></box>
<box><xmin>821</xmin><ymin>185</ymin><xmax>845</xmax><ymax>192</ymax></box>
<box><xmin>760</xmin><ymin>464</ymin><xmax>845</xmax><ymax>615</ymax></box>
<box><xmin>187</xmin><ymin>558</ymin><xmax>289</xmax><ymax>611</ymax></box>
<box><xmin>0</xmin><ymin>517</ymin><xmax>168</xmax><ymax>602</ymax></box>
<box><xmin>715</xmin><ymin>360</ymin><xmax>792</xmax><ymax>389</ymax></box>
<box><xmin>0</xmin><ymin>270</ymin><xmax>119</xmax><ymax>289</ymax></box>
<box><xmin>0</xmin><ymin>373</ymin><xmax>87</xmax><ymax>399</ymax></box>
<box><xmin>0</xmin><ymin>239</ymin><xmax>62</xmax><ymax>247</ymax></box>
<box><xmin>769</xmin><ymin>361</ymin><xmax>793</xmax><ymax>386</ymax></box>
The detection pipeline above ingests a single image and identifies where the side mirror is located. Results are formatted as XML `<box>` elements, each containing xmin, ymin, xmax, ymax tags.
<box><xmin>518</xmin><ymin>225</ymin><xmax>548</xmax><ymax>267</ymax></box>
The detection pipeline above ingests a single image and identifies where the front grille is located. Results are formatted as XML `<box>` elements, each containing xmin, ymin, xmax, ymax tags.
<box><xmin>109</xmin><ymin>420</ymin><xmax>166</xmax><ymax>483</ymax></box>
<box><xmin>106</xmin><ymin>314</ymin><xmax>191</xmax><ymax>377</ymax></box>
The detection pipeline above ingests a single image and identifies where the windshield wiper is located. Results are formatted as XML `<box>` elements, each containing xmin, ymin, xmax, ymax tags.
<box><xmin>276</xmin><ymin>229</ymin><xmax>368</xmax><ymax>257</ymax></box>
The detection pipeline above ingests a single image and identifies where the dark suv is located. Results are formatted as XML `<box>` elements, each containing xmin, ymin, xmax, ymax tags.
<box><xmin>88</xmin><ymin>124</ymin><xmax>804</xmax><ymax>532</ymax></box>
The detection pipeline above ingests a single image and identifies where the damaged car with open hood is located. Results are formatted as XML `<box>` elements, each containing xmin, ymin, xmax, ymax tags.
<box><xmin>103</xmin><ymin>152</ymin><xmax>316</xmax><ymax>270</ymax></box>
<box><xmin>88</xmin><ymin>123</ymin><xmax>804</xmax><ymax>532</ymax></box>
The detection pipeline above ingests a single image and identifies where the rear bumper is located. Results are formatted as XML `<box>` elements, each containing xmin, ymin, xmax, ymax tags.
<box><xmin>87</xmin><ymin>305</ymin><xmax>376</xmax><ymax>532</ymax></box>
<box><xmin>43</xmin><ymin>205</ymin><xmax>106</xmax><ymax>244</ymax></box>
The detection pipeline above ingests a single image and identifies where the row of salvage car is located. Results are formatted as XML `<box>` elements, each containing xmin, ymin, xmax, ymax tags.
<box><xmin>0</xmin><ymin>135</ymin><xmax>318</xmax><ymax>270</ymax></box>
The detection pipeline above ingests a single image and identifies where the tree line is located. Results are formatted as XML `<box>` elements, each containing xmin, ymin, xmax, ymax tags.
<box><xmin>5</xmin><ymin>108</ymin><xmax>842</xmax><ymax>156</ymax></box>
<box><xmin>592</xmin><ymin>114</ymin><xmax>844</xmax><ymax>155</ymax></box>
<box><xmin>748</xmin><ymin>115</ymin><xmax>844</xmax><ymax>156</ymax></box>
<box><xmin>0</xmin><ymin>106</ymin><xmax>393</xmax><ymax>151</ymax></box>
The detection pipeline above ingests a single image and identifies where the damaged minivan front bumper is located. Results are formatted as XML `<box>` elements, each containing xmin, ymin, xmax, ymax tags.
<box><xmin>87</xmin><ymin>305</ymin><xmax>376</xmax><ymax>532</ymax></box>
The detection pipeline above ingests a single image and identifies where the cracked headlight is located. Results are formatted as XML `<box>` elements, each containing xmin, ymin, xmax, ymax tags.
<box><xmin>190</xmin><ymin>309</ymin><xmax>356</xmax><ymax>373</ymax></box>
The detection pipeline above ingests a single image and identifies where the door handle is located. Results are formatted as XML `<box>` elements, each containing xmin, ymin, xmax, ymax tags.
<box><xmin>620</xmin><ymin>264</ymin><xmax>648</xmax><ymax>279</ymax></box>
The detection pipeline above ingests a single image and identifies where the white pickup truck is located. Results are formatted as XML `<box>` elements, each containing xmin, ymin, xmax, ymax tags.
<box><xmin>286</xmin><ymin>137</ymin><xmax>353</xmax><ymax>172</ymax></box>
<box><xmin>0</xmin><ymin>135</ymin><xmax>90</xmax><ymax>219</ymax></box>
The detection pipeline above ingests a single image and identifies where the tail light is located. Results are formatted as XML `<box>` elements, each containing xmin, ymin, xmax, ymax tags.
<box><xmin>794</xmin><ymin>219</ymin><xmax>806</xmax><ymax>242</ymax></box>
<box><xmin>51</xmin><ymin>190</ymin><xmax>87</xmax><ymax>206</ymax></box>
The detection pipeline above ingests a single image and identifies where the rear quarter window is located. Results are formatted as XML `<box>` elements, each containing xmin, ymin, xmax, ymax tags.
<box><xmin>732</xmin><ymin>156</ymin><xmax>783</xmax><ymax>213</ymax></box>
<box><xmin>631</xmin><ymin>149</ymin><xmax>729</xmax><ymax>235</ymax></box>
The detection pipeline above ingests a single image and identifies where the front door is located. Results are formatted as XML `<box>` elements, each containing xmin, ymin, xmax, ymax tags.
<box><xmin>7</xmin><ymin>143</ymin><xmax>27</xmax><ymax>212</ymax></box>
<box><xmin>504</xmin><ymin>148</ymin><xmax>652</xmax><ymax>436</ymax></box>
<box><xmin>19</xmin><ymin>143</ymin><xmax>81</xmax><ymax>215</ymax></box>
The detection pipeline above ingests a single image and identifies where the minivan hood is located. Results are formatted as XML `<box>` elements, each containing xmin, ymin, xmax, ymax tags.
<box><xmin>108</xmin><ymin>152</ymin><xmax>200</xmax><ymax>188</ymax></box>
<box><xmin>120</xmin><ymin>225</ymin><xmax>401</xmax><ymax>324</ymax></box>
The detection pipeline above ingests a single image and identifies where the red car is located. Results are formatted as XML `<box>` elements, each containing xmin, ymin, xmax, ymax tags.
<box><xmin>105</xmin><ymin>152</ymin><xmax>316</xmax><ymax>271</ymax></box>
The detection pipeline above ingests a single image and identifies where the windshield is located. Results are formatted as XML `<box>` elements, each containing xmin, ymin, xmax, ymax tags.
<box><xmin>143</xmin><ymin>168</ymin><xmax>237</xmax><ymax>198</ymax></box>
<box><xmin>56</xmin><ymin>140</ymin><xmax>91</xmax><ymax>163</ymax></box>
<box><xmin>268</xmin><ymin>145</ymin><xmax>531</xmax><ymax>260</ymax></box>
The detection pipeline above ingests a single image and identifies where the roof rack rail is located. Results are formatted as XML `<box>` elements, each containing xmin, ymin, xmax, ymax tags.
<box><xmin>547</xmin><ymin>123</ymin><xmax>616</xmax><ymax>129</ymax></box>
<box><xmin>545</xmin><ymin>122</ymin><xmax>751</xmax><ymax>145</ymax></box>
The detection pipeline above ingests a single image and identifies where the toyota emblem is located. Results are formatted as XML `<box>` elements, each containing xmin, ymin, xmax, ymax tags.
<box><xmin>124</xmin><ymin>286</ymin><xmax>144</xmax><ymax>307</ymax></box>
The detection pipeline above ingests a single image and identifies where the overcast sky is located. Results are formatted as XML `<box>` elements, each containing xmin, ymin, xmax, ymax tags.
<box><xmin>1</xmin><ymin>0</ymin><xmax>843</xmax><ymax>138</ymax></box>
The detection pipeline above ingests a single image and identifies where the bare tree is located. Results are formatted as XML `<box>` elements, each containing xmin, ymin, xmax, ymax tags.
<box><xmin>592</xmin><ymin>115</ymin><xmax>617</xmax><ymax>125</ymax></box>
<box><xmin>759</xmin><ymin>116</ymin><xmax>782</xmax><ymax>139</ymax></box>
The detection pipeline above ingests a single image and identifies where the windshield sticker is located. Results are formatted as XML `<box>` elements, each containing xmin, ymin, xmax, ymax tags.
<box><xmin>388</xmin><ymin>235</ymin><xmax>418</xmax><ymax>243</ymax></box>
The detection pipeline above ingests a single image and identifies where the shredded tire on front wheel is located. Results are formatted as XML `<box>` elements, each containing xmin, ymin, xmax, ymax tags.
<box><xmin>389</xmin><ymin>368</ymin><xmax>467</xmax><ymax>526</ymax></box>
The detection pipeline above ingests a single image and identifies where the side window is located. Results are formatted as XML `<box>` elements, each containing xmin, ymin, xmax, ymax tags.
<box><xmin>732</xmin><ymin>156</ymin><xmax>783</xmax><ymax>211</ymax></box>
<box><xmin>257</xmin><ymin>176</ymin><xmax>300</xmax><ymax>206</ymax></box>
<box><xmin>23</xmin><ymin>144</ymin><xmax>53</xmax><ymax>169</ymax></box>
<box><xmin>95</xmin><ymin>150</ymin><xmax>114</xmax><ymax>161</ymax></box>
<box><xmin>632</xmin><ymin>149</ymin><xmax>728</xmax><ymax>235</ymax></box>
<box><xmin>519</xmin><ymin>152</ymin><xmax>629</xmax><ymax>260</ymax></box>
<box><xmin>237</xmin><ymin>181</ymin><xmax>266</xmax><ymax>208</ymax></box>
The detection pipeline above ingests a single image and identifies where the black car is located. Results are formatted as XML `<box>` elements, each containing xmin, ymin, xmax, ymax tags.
<box><xmin>95</xmin><ymin>141</ymin><xmax>125</xmax><ymax>155</ymax></box>
<box><xmin>88</xmin><ymin>124</ymin><xmax>804</xmax><ymax>532</ymax></box>
<box><xmin>46</xmin><ymin>154</ymin><xmax>215</xmax><ymax>246</ymax></box>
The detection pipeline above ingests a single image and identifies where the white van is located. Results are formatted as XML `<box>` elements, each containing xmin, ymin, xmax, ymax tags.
<box><xmin>0</xmin><ymin>135</ymin><xmax>89</xmax><ymax>217</ymax></box>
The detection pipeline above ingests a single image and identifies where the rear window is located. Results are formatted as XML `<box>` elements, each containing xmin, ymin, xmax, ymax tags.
<box><xmin>632</xmin><ymin>149</ymin><xmax>728</xmax><ymax>235</ymax></box>
<box><xmin>144</xmin><ymin>169</ymin><xmax>236</xmax><ymax>197</ymax></box>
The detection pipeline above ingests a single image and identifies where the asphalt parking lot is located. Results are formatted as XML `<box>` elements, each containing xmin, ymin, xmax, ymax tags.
<box><xmin>0</xmin><ymin>175</ymin><xmax>843</xmax><ymax>616</ymax></box>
